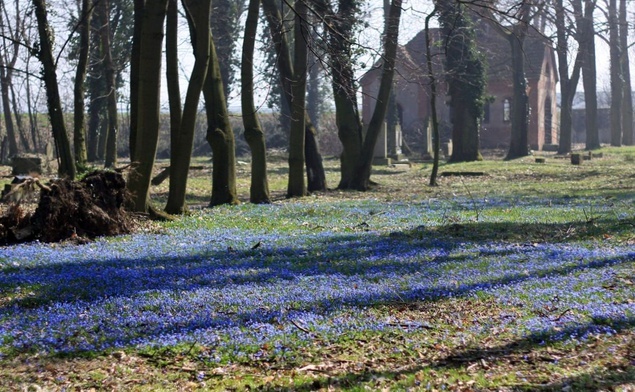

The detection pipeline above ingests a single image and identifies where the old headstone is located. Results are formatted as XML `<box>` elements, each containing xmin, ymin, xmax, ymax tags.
<box><xmin>389</xmin><ymin>124</ymin><xmax>406</xmax><ymax>162</ymax></box>
<box><xmin>441</xmin><ymin>140</ymin><xmax>453</xmax><ymax>158</ymax></box>
<box><xmin>372</xmin><ymin>122</ymin><xmax>391</xmax><ymax>165</ymax></box>
<box><xmin>570</xmin><ymin>153</ymin><xmax>581</xmax><ymax>165</ymax></box>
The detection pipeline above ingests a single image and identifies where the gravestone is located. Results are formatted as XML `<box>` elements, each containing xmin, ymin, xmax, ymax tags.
<box><xmin>372</xmin><ymin>122</ymin><xmax>391</xmax><ymax>165</ymax></box>
<box><xmin>389</xmin><ymin>124</ymin><xmax>406</xmax><ymax>162</ymax></box>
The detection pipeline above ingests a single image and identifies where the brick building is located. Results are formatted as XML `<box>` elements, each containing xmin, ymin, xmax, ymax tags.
<box><xmin>360</xmin><ymin>22</ymin><xmax>559</xmax><ymax>152</ymax></box>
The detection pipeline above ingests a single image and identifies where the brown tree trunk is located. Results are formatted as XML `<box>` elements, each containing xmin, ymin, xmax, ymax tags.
<box><xmin>505</xmin><ymin>27</ymin><xmax>530</xmax><ymax>160</ymax></box>
<box><xmin>556</xmin><ymin>0</ymin><xmax>582</xmax><ymax>155</ymax></box>
<box><xmin>287</xmin><ymin>0</ymin><xmax>308</xmax><ymax>198</ymax></box>
<box><xmin>609</xmin><ymin>0</ymin><xmax>622</xmax><ymax>147</ymax></box>
<box><xmin>127</xmin><ymin>0</ymin><xmax>169</xmax><ymax>213</ymax></box>
<box><xmin>129</xmin><ymin>0</ymin><xmax>144</xmax><ymax>162</ymax></box>
<box><xmin>619</xmin><ymin>0</ymin><xmax>633</xmax><ymax>145</ymax></box>
<box><xmin>241</xmin><ymin>0</ymin><xmax>270</xmax><ymax>203</ymax></box>
<box><xmin>574</xmin><ymin>0</ymin><xmax>599</xmax><ymax>150</ymax></box>
<box><xmin>165</xmin><ymin>0</ymin><xmax>211</xmax><ymax>214</ymax></box>
<box><xmin>262</xmin><ymin>0</ymin><xmax>326</xmax><ymax>194</ymax></box>
<box><xmin>315</xmin><ymin>0</ymin><xmax>363</xmax><ymax>190</ymax></box>
<box><xmin>204</xmin><ymin>37</ymin><xmax>239</xmax><ymax>206</ymax></box>
<box><xmin>74</xmin><ymin>0</ymin><xmax>92</xmax><ymax>167</ymax></box>
<box><xmin>33</xmin><ymin>0</ymin><xmax>76</xmax><ymax>179</ymax></box>
<box><xmin>350</xmin><ymin>0</ymin><xmax>402</xmax><ymax>190</ymax></box>
<box><xmin>99</xmin><ymin>0</ymin><xmax>119</xmax><ymax>168</ymax></box>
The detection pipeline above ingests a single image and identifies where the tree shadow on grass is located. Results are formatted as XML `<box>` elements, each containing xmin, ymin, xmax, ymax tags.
<box><xmin>0</xmin><ymin>218</ymin><xmax>632</xmax><ymax>357</ymax></box>
<box><xmin>261</xmin><ymin>318</ymin><xmax>635</xmax><ymax>391</ymax></box>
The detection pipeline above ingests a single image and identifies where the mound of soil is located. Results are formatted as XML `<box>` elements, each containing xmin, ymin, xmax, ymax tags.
<box><xmin>0</xmin><ymin>170</ymin><xmax>133</xmax><ymax>244</ymax></box>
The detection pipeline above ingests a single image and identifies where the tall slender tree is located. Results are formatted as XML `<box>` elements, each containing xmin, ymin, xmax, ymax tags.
<box><xmin>127</xmin><ymin>0</ymin><xmax>169</xmax><ymax>213</ymax></box>
<box><xmin>287</xmin><ymin>0</ymin><xmax>308</xmax><ymax>198</ymax></box>
<box><xmin>165</xmin><ymin>0</ymin><xmax>211</xmax><ymax>214</ymax></box>
<box><xmin>350</xmin><ymin>0</ymin><xmax>402</xmax><ymax>190</ymax></box>
<box><xmin>204</xmin><ymin>35</ymin><xmax>239</xmax><ymax>206</ymax></box>
<box><xmin>484</xmin><ymin>1</ymin><xmax>534</xmax><ymax>160</ymax></box>
<box><xmin>262</xmin><ymin>0</ymin><xmax>326</xmax><ymax>193</ymax></box>
<box><xmin>73</xmin><ymin>0</ymin><xmax>93</xmax><ymax>167</ymax></box>
<box><xmin>608</xmin><ymin>0</ymin><xmax>622</xmax><ymax>146</ymax></box>
<box><xmin>99</xmin><ymin>0</ymin><xmax>119</xmax><ymax>167</ymax></box>
<box><xmin>573</xmin><ymin>0</ymin><xmax>600</xmax><ymax>150</ymax></box>
<box><xmin>32</xmin><ymin>0</ymin><xmax>76</xmax><ymax>179</ymax></box>
<box><xmin>438</xmin><ymin>0</ymin><xmax>486</xmax><ymax>163</ymax></box>
<box><xmin>555</xmin><ymin>0</ymin><xmax>582</xmax><ymax>155</ymax></box>
<box><xmin>619</xmin><ymin>0</ymin><xmax>633</xmax><ymax>145</ymax></box>
<box><xmin>314</xmin><ymin>0</ymin><xmax>364</xmax><ymax>189</ymax></box>
<box><xmin>241</xmin><ymin>0</ymin><xmax>270</xmax><ymax>203</ymax></box>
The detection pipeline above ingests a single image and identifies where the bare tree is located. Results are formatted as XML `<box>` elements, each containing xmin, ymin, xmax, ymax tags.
<box><xmin>32</xmin><ymin>0</ymin><xmax>76</xmax><ymax>179</ymax></box>
<box><xmin>165</xmin><ymin>0</ymin><xmax>212</xmax><ymax>214</ymax></box>
<box><xmin>241</xmin><ymin>0</ymin><xmax>270</xmax><ymax>203</ymax></box>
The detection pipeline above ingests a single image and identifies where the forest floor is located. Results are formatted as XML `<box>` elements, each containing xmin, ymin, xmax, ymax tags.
<box><xmin>0</xmin><ymin>146</ymin><xmax>633</xmax><ymax>391</ymax></box>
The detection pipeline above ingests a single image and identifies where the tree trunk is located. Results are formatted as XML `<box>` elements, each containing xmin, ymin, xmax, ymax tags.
<box><xmin>129</xmin><ymin>0</ymin><xmax>144</xmax><ymax>162</ymax></box>
<box><xmin>316</xmin><ymin>0</ymin><xmax>363</xmax><ymax>189</ymax></box>
<box><xmin>165</xmin><ymin>0</ymin><xmax>181</xmax><ymax>163</ymax></box>
<box><xmin>575</xmin><ymin>0</ymin><xmax>599</xmax><ymax>150</ymax></box>
<box><xmin>0</xmin><ymin>4</ymin><xmax>19</xmax><ymax>158</ymax></box>
<box><xmin>287</xmin><ymin>0</ymin><xmax>308</xmax><ymax>198</ymax></box>
<box><xmin>556</xmin><ymin>0</ymin><xmax>582</xmax><ymax>155</ymax></box>
<box><xmin>241</xmin><ymin>0</ymin><xmax>270</xmax><ymax>204</ymax></box>
<box><xmin>609</xmin><ymin>0</ymin><xmax>622</xmax><ymax>147</ymax></box>
<box><xmin>439</xmin><ymin>1</ymin><xmax>484</xmax><ymax>163</ymax></box>
<box><xmin>262</xmin><ymin>0</ymin><xmax>326</xmax><ymax>193</ymax></box>
<box><xmin>126</xmin><ymin>0</ymin><xmax>169</xmax><ymax>213</ymax></box>
<box><xmin>204</xmin><ymin>37</ymin><xmax>239</xmax><ymax>206</ymax></box>
<box><xmin>619</xmin><ymin>0</ymin><xmax>633</xmax><ymax>145</ymax></box>
<box><xmin>74</xmin><ymin>0</ymin><xmax>92</xmax><ymax>168</ymax></box>
<box><xmin>33</xmin><ymin>0</ymin><xmax>76</xmax><ymax>179</ymax></box>
<box><xmin>350</xmin><ymin>0</ymin><xmax>402</xmax><ymax>191</ymax></box>
<box><xmin>505</xmin><ymin>30</ymin><xmax>529</xmax><ymax>160</ymax></box>
<box><xmin>0</xmin><ymin>59</ymin><xmax>18</xmax><ymax>158</ymax></box>
<box><xmin>425</xmin><ymin>7</ymin><xmax>440</xmax><ymax>186</ymax></box>
<box><xmin>99</xmin><ymin>0</ymin><xmax>119</xmax><ymax>167</ymax></box>
<box><xmin>165</xmin><ymin>0</ymin><xmax>211</xmax><ymax>214</ymax></box>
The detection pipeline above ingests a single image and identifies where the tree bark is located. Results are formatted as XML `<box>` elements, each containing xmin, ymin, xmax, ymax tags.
<box><xmin>129</xmin><ymin>0</ymin><xmax>144</xmax><ymax>162</ymax></box>
<box><xmin>350</xmin><ymin>0</ymin><xmax>402</xmax><ymax>190</ymax></box>
<box><xmin>73</xmin><ymin>0</ymin><xmax>92</xmax><ymax>167</ymax></box>
<box><xmin>241</xmin><ymin>0</ymin><xmax>270</xmax><ymax>203</ymax></box>
<box><xmin>165</xmin><ymin>0</ymin><xmax>211</xmax><ymax>214</ymax></box>
<box><xmin>555</xmin><ymin>0</ymin><xmax>582</xmax><ymax>155</ymax></box>
<box><xmin>32</xmin><ymin>0</ymin><xmax>76</xmax><ymax>179</ymax></box>
<box><xmin>505</xmin><ymin>30</ymin><xmax>530</xmax><ymax>159</ymax></box>
<box><xmin>99</xmin><ymin>0</ymin><xmax>119</xmax><ymax>167</ymax></box>
<box><xmin>204</xmin><ymin>37</ymin><xmax>239</xmax><ymax>206</ymax></box>
<box><xmin>425</xmin><ymin>7</ymin><xmax>440</xmax><ymax>186</ymax></box>
<box><xmin>127</xmin><ymin>0</ymin><xmax>169</xmax><ymax>213</ymax></box>
<box><xmin>574</xmin><ymin>0</ymin><xmax>599</xmax><ymax>150</ymax></box>
<box><xmin>0</xmin><ymin>2</ymin><xmax>21</xmax><ymax>158</ymax></box>
<box><xmin>315</xmin><ymin>0</ymin><xmax>363</xmax><ymax>189</ymax></box>
<box><xmin>262</xmin><ymin>0</ymin><xmax>326</xmax><ymax>194</ymax></box>
<box><xmin>619</xmin><ymin>0</ymin><xmax>633</xmax><ymax>145</ymax></box>
<box><xmin>438</xmin><ymin>1</ymin><xmax>484</xmax><ymax>163</ymax></box>
<box><xmin>287</xmin><ymin>0</ymin><xmax>308</xmax><ymax>198</ymax></box>
<box><xmin>609</xmin><ymin>0</ymin><xmax>622</xmax><ymax>147</ymax></box>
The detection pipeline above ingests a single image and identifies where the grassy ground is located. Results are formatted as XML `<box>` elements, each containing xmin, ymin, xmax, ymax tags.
<box><xmin>0</xmin><ymin>147</ymin><xmax>634</xmax><ymax>391</ymax></box>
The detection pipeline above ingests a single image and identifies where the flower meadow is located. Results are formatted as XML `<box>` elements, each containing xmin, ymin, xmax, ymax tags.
<box><xmin>0</xmin><ymin>197</ymin><xmax>633</xmax><ymax>362</ymax></box>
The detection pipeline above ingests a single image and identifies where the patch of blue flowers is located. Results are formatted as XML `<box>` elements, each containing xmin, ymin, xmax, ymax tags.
<box><xmin>0</xmin><ymin>198</ymin><xmax>633</xmax><ymax>358</ymax></box>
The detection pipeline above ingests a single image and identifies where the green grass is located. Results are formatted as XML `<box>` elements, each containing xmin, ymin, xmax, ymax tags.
<box><xmin>0</xmin><ymin>148</ymin><xmax>634</xmax><ymax>391</ymax></box>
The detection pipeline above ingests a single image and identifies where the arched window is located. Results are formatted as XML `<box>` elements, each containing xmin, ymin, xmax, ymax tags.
<box><xmin>503</xmin><ymin>98</ymin><xmax>511</xmax><ymax>122</ymax></box>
